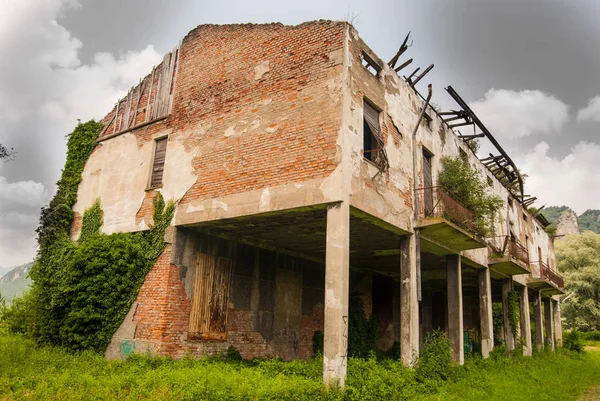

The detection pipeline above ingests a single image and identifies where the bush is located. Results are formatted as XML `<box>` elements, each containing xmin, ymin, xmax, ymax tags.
<box><xmin>225</xmin><ymin>346</ymin><xmax>242</xmax><ymax>361</ymax></box>
<box><xmin>415</xmin><ymin>330</ymin><xmax>453</xmax><ymax>384</ymax></box>
<box><xmin>1</xmin><ymin>290</ymin><xmax>38</xmax><ymax>336</ymax></box>
<box><xmin>312</xmin><ymin>330</ymin><xmax>324</xmax><ymax>357</ymax></box>
<box><xmin>348</xmin><ymin>292</ymin><xmax>378</xmax><ymax>358</ymax></box>
<box><xmin>581</xmin><ymin>330</ymin><xmax>600</xmax><ymax>342</ymax></box>
<box><xmin>564</xmin><ymin>331</ymin><xmax>584</xmax><ymax>352</ymax></box>
<box><xmin>438</xmin><ymin>156</ymin><xmax>504</xmax><ymax>237</ymax></box>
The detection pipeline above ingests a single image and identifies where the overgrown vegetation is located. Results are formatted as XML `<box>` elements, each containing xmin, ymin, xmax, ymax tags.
<box><xmin>437</xmin><ymin>156</ymin><xmax>504</xmax><ymax>238</ymax></box>
<box><xmin>3</xmin><ymin>120</ymin><xmax>175</xmax><ymax>352</ymax></box>
<box><xmin>507</xmin><ymin>290</ymin><xmax>520</xmax><ymax>339</ymax></box>
<box><xmin>2</xmin><ymin>330</ymin><xmax>600</xmax><ymax>400</ymax></box>
<box><xmin>555</xmin><ymin>231</ymin><xmax>600</xmax><ymax>331</ymax></box>
<box><xmin>347</xmin><ymin>292</ymin><xmax>378</xmax><ymax>358</ymax></box>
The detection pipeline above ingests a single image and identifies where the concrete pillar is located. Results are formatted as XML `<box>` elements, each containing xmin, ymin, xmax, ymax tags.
<box><xmin>519</xmin><ymin>286</ymin><xmax>532</xmax><ymax>356</ymax></box>
<box><xmin>447</xmin><ymin>254</ymin><xmax>464</xmax><ymax>365</ymax></box>
<box><xmin>400</xmin><ymin>234</ymin><xmax>419</xmax><ymax>366</ymax></box>
<box><xmin>501</xmin><ymin>279</ymin><xmax>516</xmax><ymax>353</ymax></box>
<box><xmin>544</xmin><ymin>297</ymin><xmax>555</xmax><ymax>350</ymax></box>
<box><xmin>478</xmin><ymin>268</ymin><xmax>494</xmax><ymax>358</ymax></box>
<box><xmin>553</xmin><ymin>300</ymin><xmax>563</xmax><ymax>348</ymax></box>
<box><xmin>532</xmin><ymin>290</ymin><xmax>544</xmax><ymax>351</ymax></box>
<box><xmin>323</xmin><ymin>202</ymin><xmax>350</xmax><ymax>387</ymax></box>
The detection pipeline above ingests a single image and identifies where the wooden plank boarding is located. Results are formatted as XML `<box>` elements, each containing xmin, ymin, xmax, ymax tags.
<box><xmin>189</xmin><ymin>252</ymin><xmax>232</xmax><ymax>340</ymax></box>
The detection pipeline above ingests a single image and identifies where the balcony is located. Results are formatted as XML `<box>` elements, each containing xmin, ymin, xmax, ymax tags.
<box><xmin>414</xmin><ymin>186</ymin><xmax>487</xmax><ymax>252</ymax></box>
<box><xmin>488</xmin><ymin>236</ymin><xmax>531</xmax><ymax>278</ymax></box>
<box><xmin>528</xmin><ymin>261</ymin><xmax>565</xmax><ymax>296</ymax></box>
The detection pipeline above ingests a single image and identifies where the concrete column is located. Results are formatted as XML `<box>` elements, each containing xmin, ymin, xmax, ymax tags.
<box><xmin>553</xmin><ymin>300</ymin><xmax>563</xmax><ymax>348</ymax></box>
<box><xmin>447</xmin><ymin>254</ymin><xmax>464</xmax><ymax>365</ymax></box>
<box><xmin>478</xmin><ymin>268</ymin><xmax>494</xmax><ymax>358</ymax></box>
<box><xmin>323</xmin><ymin>202</ymin><xmax>350</xmax><ymax>387</ymax></box>
<box><xmin>400</xmin><ymin>234</ymin><xmax>419</xmax><ymax>366</ymax></box>
<box><xmin>519</xmin><ymin>286</ymin><xmax>532</xmax><ymax>356</ymax></box>
<box><xmin>501</xmin><ymin>279</ymin><xmax>516</xmax><ymax>353</ymax></box>
<box><xmin>532</xmin><ymin>290</ymin><xmax>544</xmax><ymax>351</ymax></box>
<box><xmin>544</xmin><ymin>297</ymin><xmax>555</xmax><ymax>350</ymax></box>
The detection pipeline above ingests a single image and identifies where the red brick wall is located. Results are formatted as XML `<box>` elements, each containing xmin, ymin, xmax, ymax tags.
<box><xmin>97</xmin><ymin>21</ymin><xmax>345</xmax><ymax>201</ymax></box>
<box><xmin>131</xmin><ymin>242</ymin><xmax>325</xmax><ymax>360</ymax></box>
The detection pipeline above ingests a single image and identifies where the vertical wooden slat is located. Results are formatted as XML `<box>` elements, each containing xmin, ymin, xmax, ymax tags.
<box><xmin>188</xmin><ymin>252</ymin><xmax>232</xmax><ymax>340</ymax></box>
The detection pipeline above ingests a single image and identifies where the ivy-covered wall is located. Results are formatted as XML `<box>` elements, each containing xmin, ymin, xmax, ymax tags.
<box><xmin>26</xmin><ymin>120</ymin><xmax>175</xmax><ymax>352</ymax></box>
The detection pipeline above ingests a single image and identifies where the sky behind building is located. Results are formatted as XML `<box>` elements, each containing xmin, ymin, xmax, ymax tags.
<box><xmin>1</xmin><ymin>0</ymin><xmax>599</xmax><ymax>268</ymax></box>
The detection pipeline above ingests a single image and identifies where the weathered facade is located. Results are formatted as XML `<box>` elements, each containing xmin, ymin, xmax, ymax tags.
<box><xmin>71</xmin><ymin>21</ymin><xmax>564</xmax><ymax>386</ymax></box>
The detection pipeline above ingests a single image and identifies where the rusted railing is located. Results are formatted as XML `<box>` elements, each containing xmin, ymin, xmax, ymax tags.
<box><xmin>534</xmin><ymin>261</ymin><xmax>565</xmax><ymax>289</ymax></box>
<box><xmin>414</xmin><ymin>186</ymin><xmax>479</xmax><ymax>236</ymax></box>
<box><xmin>508</xmin><ymin>237</ymin><xmax>529</xmax><ymax>265</ymax></box>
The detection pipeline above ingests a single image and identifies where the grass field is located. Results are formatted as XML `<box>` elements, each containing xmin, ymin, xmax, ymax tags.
<box><xmin>2</xmin><ymin>333</ymin><xmax>600</xmax><ymax>400</ymax></box>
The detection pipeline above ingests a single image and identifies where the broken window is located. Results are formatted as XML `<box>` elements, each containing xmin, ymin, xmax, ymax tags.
<box><xmin>487</xmin><ymin>176</ymin><xmax>493</xmax><ymax>187</ymax></box>
<box><xmin>507</xmin><ymin>197</ymin><xmax>513</xmax><ymax>209</ymax></box>
<box><xmin>362</xmin><ymin>100</ymin><xmax>389</xmax><ymax>170</ymax></box>
<box><xmin>361</xmin><ymin>52</ymin><xmax>381</xmax><ymax>77</ymax></box>
<box><xmin>459</xmin><ymin>148</ymin><xmax>468</xmax><ymax>164</ymax></box>
<box><xmin>189</xmin><ymin>252</ymin><xmax>233</xmax><ymax>340</ymax></box>
<box><xmin>522</xmin><ymin>212</ymin><xmax>528</xmax><ymax>222</ymax></box>
<box><xmin>149</xmin><ymin>137</ymin><xmax>167</xmax><ymax>188</ymax></box>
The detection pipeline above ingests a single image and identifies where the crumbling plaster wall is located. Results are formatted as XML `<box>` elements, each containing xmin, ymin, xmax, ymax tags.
<box><xmin>72</xmin><ymin>22</ymin><xmax>349</xmax><ymax>240</ymax></box>
<box><xmin>343</xmin><ymin>26</ymin><xmax>553</xmax><ymax>279</ymax></box>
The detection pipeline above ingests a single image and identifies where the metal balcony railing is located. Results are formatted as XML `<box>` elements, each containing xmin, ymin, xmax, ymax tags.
<box><xmin>414</xmin><ymin>186</ymin><xmax>479</xmax><ymax>236</ymax></box>
<box><xmin>533</xmin><ymin>261</ymin><xmax>565</xmax><ymax>289</ymax></box>
<box><xmin>508</xmin><ymin>237</ymin><xmax>529</xmax><ymax>265</ymax></box>
<box><xmin>489</xmin><ymin>236</ymin><xmax>529</xmax><ymax>266</ymax></box>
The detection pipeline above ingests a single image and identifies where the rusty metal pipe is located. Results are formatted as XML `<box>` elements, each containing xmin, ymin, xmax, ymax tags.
<box><xmin>412</xmin><ymin>83</ymin><xmax>433</xmax><ymax>302</ymax></box>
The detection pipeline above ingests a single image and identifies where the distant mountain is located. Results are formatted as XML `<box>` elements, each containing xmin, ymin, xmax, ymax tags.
<box><xmin>544</xmin><ymin>206</ymin><xmax>600</xmax><ymax>235</ymax></box>
<box><xmin>0</xmin><ymin>262</ymin><xmax>33</xmax><ymax>302</ymax></box>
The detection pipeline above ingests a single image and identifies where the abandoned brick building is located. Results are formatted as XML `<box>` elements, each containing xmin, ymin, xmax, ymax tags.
<box><xmin>70</xmin><ymin>21</ymin><xmax>564</xmax><ymax>386</ymax></box>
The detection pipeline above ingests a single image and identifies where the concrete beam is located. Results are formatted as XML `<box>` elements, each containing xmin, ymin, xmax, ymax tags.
<box><xmin>544</xmin><ymin>297</ymin><xmax>555</xmax><ymax>351</ymax></box>
<box><xmin>553</xmin><ymin>300</ymin><xmax>563</xmax><ymax>348</ymax></box>
<box><xmin>532</xmin><ymin>290</ymin><xmax>544</xmax><ymax>351</ymax></box>
<box><xmin>519</xmin><ymin>286</ymin><xmax>532</xmax><ymax>356</ymax></box>
<box><xmin>501</xmin><ymin>279</ymin><xmax>516</xmax><ymax>353</ymax></box>
<box><xmin>400</xmin><ymin>234</ymin><xmax>419</xmax><ymax>366</ymax></box>
<box><xmin>323</xmin><ymin>202</ymin><xmax>350</xmax><ymax>387</ymax></box>
<box><xmin>478</xmin><ymin>268</ymin><xmax>494</xmax><ymax>358</ymax></box>
<box><xmin>447</xmin><ymin>254</ymin><xmax>464</xmax><ymax>365</ymax></box>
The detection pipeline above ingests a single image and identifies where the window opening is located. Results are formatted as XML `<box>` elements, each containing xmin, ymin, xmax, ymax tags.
<box><xmin>361</xmin><ymin>52</ymin><xmax>381</xmax><ymax>76</ymax></box>
<box><xmin>363</xmin><ymin>100</ymin><xmax>389</xmax><ymax>170</ymax></box>
<box><xmin>150</xmin><ymin>137</ymin><xmax>167</xmax><ymax>188</ymax></box>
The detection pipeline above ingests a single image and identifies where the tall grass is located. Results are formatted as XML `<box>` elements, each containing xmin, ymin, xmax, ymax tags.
<box><xmin>2</xmin><ymin>332</ymin><xmax>600</xmax><ymax>400</ymax></box>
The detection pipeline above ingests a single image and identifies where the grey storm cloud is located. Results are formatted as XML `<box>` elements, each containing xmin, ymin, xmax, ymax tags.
<box><xmin>1</xmin><ymin>0</ymin><xmax>599</xmax><ymax>266</ymax></box>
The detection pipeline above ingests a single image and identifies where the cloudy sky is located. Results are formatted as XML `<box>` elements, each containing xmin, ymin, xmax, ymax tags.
<box><xmin>0</xmin><ymin>0</ymin><xmax>599</xmax><ymax>270</ymax></box>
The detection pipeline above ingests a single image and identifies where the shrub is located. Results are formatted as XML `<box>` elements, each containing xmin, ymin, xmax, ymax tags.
<box><xmin>348</xmin><ymin>292</ymin><xmax>378</xmax><ymax>358</ymax></box>
<box><xmin>225</xmin><ymin>346</ymin><xmax>242</xmax><ymax>361</ymax></box>
<box><xmin>564</xmin><ymin>331</ymin><xmax>584</xmax><ymax>353</ymax></box>
<box><xmin>437</xmin><ymin>156</ymin><xmax>504</xmax><ymax>237</ymax></box>
<box><xmin>415</xmin><ymin>330</ymin><xmax>452</xmax><ymax>384</ymax></box>
<box><xmin>312</xmin><ymin>330</ymin><xmax>324</xmax><ymax>357</ymax></box>
<box><xmin>1</xmin><ymin>290</ymin><xmax>38</xmax><ymax>336</ymax></box>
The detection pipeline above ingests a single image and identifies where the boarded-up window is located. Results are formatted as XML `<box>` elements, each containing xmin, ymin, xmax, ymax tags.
<box><xmin>150</xmin><ymin>137</ymin><xmax>167</xmax><ymax>188</ymax></box>
<box><xmin>189</xmin><ymin>252</ymin><xmax>232</xmax><ymax>340</ymax></box>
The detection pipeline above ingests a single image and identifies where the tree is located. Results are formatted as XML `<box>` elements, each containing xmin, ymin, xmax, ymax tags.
<box><xmin>556</xmin><ymin>231</ymin><xmax>600</xmax><ymax>331</ymax></box>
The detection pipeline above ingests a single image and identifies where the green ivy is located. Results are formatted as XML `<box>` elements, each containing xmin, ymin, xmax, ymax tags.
<box><xmin>25</xmin><ymin>120</ymin><xmax>176</xmax><ymax>352</ymax></box>
<box><xmin>507</xmin><ymin>290</ymin><xmax>520</xmax><ymax>340</ymax></box>
<box><xmin>437</xmin><ymin>156</ymin><xmax>504</xmax><ymax>238</ymax></box>
<box><xmin>79</xmin><ymin>199</ymin><xmax>103</xmax><ymax>242</ymax></box>
<box><xmin>348</xmin><ymin>292</ymin><xmax>378</xmax><ymax>359</ymax></box>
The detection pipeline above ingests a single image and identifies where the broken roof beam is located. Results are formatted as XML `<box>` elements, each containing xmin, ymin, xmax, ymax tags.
<box><xmin>394</xmin><ymin>58</ymin><xmax>413</xmax><ymax>72</ymax></box>
<box><xmin>405</xmin><ymin>67</ymin><xmax>421</xmax><ymax>83</ymax></box>
<box><xmin>410</xmin><ymin>64</ymin><xmax>434</xmax><ymax>88</ymax></box>
<box><xmin>446</xmin><ymin>86</ymin><xmax>525</xmax><ymax>198</ymax></box>
<box><xmin>459</xmin><ymin>134</ymin><xmax>485</xmax><ymax>140</ymax></box>
<box><xmin>388</xmin><ymin>32</ymin><xmax>411</xmax><ymax>68</ymax></box>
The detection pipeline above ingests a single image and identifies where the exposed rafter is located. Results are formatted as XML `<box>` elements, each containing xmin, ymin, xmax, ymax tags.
<box><xmin>444</xmin><ymin>86</ymin><xmax>525</xmax><ymax>201</ymax></box>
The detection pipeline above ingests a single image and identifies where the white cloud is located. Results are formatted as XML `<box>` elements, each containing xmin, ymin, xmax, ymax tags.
<box><xmin>517</xmin><ymin>141</ymin><xmax>600</xmax><ymax>215</ymax></box>
<box><xmin>576</xmin><ymin>96</ymin><xmax>600</xmax><ymax>123</ymax></box>
<box><xmin>0</xmin><ymin>0</ymin><xmax>162</xmax><ymax>266</ymax></box>
<box><xmin>470</xmin><ymin>89</ymin><xmax>569</xmax><ymax>139</ymax></box>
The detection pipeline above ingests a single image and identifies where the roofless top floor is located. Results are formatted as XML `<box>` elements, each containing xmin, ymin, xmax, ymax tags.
<box><xmin>70</xmin><ymin>21</ymin><xmax>556</xmax><ymax>275</ymax></box>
